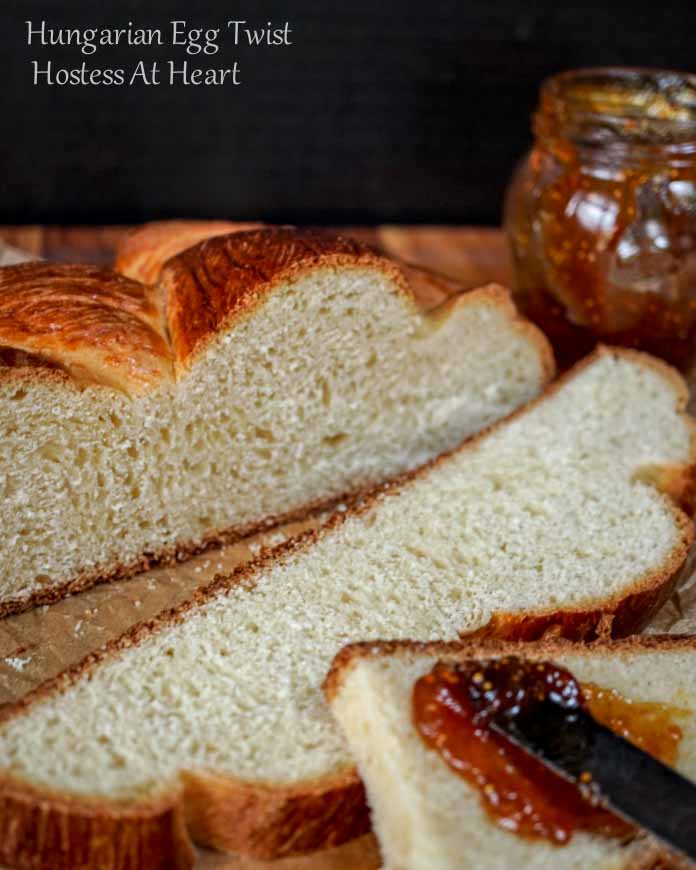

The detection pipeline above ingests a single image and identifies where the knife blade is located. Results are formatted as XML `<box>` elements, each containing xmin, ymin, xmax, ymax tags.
<box><xmin>491</xmin><ymin>699</ymin><xmax>696</xmax><ymax>863</ymax></box>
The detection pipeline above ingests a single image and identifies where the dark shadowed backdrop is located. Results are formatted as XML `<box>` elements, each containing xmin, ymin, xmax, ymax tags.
<box><xmin>2</xmin><ymin>0</ymin><xmax>695</xmax><ymax>225</ymax></box>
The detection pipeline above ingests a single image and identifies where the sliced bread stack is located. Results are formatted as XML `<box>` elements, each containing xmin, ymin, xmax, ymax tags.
<box><xmin>327</xmin><ymin>636</ymin><xmax>696</xmax><ymax>870</ymax></box>
<box><xmin>0</xmin><ymin>348</ymin><xmax>693</xmax><ymax>869</ymax></box>
<box><xmin>0</xmin><ymin>227</ymin><xmax>553</xmax><ymax>615</ymax></box>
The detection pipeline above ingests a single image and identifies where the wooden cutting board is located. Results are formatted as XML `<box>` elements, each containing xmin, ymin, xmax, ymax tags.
<box><xmin>0</xmin><ymin>224</ymin><xmax>504</xmax><ymax>870</ymax></box>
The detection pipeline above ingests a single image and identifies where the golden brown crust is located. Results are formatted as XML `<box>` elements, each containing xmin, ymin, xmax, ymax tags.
<box><xmin>0</xmin><ymin>263</ymin><xmax>173</xmax><ymax>394</ymax></box>
<box><xmin>0</xmin><ymin>774</ymin><xmax>194</xmax><ymax>870</ymax></box>
<box><xmin>159</xmin><ymin>227</ymin><xmax>410</xmax><ymax>370</ymax></box>
<box><xmin>115</xmin><ymin>220</ymin><xmax>263</xmax><ymax>285</ymax></box>
<box><xmin>181</xmin><ymin>768</ymin><xmax>369</xmax><ymax>859</ymax></box>
<box><xmin>0</xmin><ymin>347</ymin><xmax>692</xmax><ymax>863</ymax></box>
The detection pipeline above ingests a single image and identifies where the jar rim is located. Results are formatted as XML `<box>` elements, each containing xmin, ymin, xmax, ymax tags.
<box><xmin>537</xmin><ymin>67</ymin><xmax>696</xmax><ymax>149</ymax></box>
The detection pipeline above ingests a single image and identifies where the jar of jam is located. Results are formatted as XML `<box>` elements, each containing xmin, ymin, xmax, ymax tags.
<box><xmin>505</xmin><ymin>67</ymin><xmax>696</xmax><ymax>370</ymax></box>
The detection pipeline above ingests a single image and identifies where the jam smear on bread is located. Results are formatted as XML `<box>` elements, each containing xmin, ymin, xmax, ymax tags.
<box><xmin>413</xmin><ymin>655</ymin><xmax>684</xmax><ymax>845</ymax></box>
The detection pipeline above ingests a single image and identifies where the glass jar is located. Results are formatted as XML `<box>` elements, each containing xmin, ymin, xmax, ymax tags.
<box><xmin>505</xmin><ymin>68</ymin><xmax>696</xmax><ymax>370</ymax></box>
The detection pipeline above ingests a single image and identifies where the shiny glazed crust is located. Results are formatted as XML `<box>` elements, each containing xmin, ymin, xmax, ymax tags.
<box><xmin>0</xmin><ymin>774</ymin><xmax>193</xmax><ymax>870</ymax></box>
<box><xmin>0</xmin><ymin>263</ymin><xmax>173</xmax><ymax>394</ymax></box>
<box><xmin>0</xmin><ymin>347</ymin><xmax>692</xmax><ymax>864</ymax></box>
<box><xmin>115</xmin><ymin>220</ymin><xmax>263</xmax><ymax>285</ymax></box>
<box><xmin>181</xmin><ymin>768</ymin><xmax>369</xmax><ymax>858</ymax></box>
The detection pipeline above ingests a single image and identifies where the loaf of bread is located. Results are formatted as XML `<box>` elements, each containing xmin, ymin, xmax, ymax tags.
<box><xmin>327</xmin><ymin>635</ymin><xmax>696</xmax><ymax>870</ymax></box>
<box><xmin>0</xmin><ymin>227</ymin><xmax>553</xmax><ymax>616</ymax></box>
<box><xmin>0</xmin><ymin>349</ymin><xmax>692</xmax><ymax>869</ymax></box>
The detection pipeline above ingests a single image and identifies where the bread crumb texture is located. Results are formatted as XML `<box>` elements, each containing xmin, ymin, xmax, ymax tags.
<box><xmin>0</xmin><ymin>352</ymin><xmax>691</xmax><ymax>808</ymax></box>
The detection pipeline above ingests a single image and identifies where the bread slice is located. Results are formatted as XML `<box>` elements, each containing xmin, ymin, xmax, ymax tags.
<box><xmin>0</xmin><ymin>349</ymin><xmax>693</xmax><ymax>870</ymax></box>
<box><xmin>326</xmin><ymin>635</ymin><xmax>696</xmax><ymax>870</ymax></box>
<box><xmin>0</xmin><ymin>227</ymin><xmax>553</xmax><ymax>616</ymax></box>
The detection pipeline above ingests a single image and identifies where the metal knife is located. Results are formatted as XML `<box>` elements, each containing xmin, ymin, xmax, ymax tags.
<box><xmin>491</xmin><ymin>700</ymin><xmax>696</xmax><ymax>863</ymax></box>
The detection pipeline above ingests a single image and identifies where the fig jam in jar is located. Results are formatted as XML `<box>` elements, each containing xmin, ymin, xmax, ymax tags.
<box><xmin>505</xmin><ymin>68</ymin><xmax>696</xmax><ymax>370</ymax></box>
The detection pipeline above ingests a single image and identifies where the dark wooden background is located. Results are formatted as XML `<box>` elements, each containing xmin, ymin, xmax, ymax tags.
<box><xmin>2</xmin><ymin>0</ymin><xmax>695</xmax><ymax>226</ymax></box>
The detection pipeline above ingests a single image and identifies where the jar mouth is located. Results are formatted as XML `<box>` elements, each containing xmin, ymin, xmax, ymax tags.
<box><xmin>536</xmin><ymin>67</ymin><xmax>696</xmax><ymax>150</ymax></box>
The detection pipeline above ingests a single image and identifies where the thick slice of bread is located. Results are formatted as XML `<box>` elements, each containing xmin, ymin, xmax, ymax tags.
<box><xmin>0</xmin><ymin>227</ymin><xmax>553</xmax><ymax>616</ymax></box>
<box><xmin>0</xmin><ymin>349</ymin><xmax>693</xmax><ymax>870</ymax></box>
<box><xmin>326</xmin><ymin>635</ymin><xmax>696</xmax><ymax>870</ymax></box>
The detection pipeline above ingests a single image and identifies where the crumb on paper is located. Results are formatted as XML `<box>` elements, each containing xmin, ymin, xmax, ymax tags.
<box><xmin>4</xmin><ymin>655</ymin><xmax>32</xmax><ymax>672</ymax></box>
<box><xmin>73</xmin><ymin>620</ymin><xmax>83</xmax><ymax>636</ymax></box>
<box><xmin>134</xmin><ymin>599</ymin><xmax>141</xmax><ymax>608</ymax></box>
<box><xmin>248</xmin><ymin>542</ymin><xmax>262</xmax><ymax>555</ymax></box>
